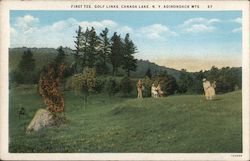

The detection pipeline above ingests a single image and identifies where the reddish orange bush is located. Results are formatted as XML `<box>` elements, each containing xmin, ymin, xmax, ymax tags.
<box><xmin>38</xmin><ymin>63</ymin><xmax>65</xmax><ymax>113</ymax></box>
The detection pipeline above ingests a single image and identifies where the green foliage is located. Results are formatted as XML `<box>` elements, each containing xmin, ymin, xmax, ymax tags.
<box><xmin>177</xmin><ymin>67</ymin><xmax>242</xmax><ymax>94</ymax></box>
<box><xmin>211</xmin><ymin>67</ymin><xmax>242</xmax><ymax>93</ymax></box>
<box><xmin>189</xmin><ymin>71</ymin><xmax>204</xmax><ymax>94</ymax></box>
<box><xmin>153</xmin><ymin>73</ymin><xmax>178</xmax><ymax>96</ymax></box>
<box><xmin>54</xmin><ymin>46</ymin><xmax>66</xmax><ymax>67</ymax></box>
<box><xmin>10</xmin><ymin>70</ymin><xmax>39</xmax><ymax>85</ymax></box>
<box><xmin>122</xmin><ymin>33</ymin><xmax>137</xmax><ymax>77</ymax></box>
<box><xmin>96</xmin><ymin>28</ymin><xmax>111</xmax><ymax>75</ymax></box>
<box><xmin>110</xmin><ymin>32</ymin><xmax>123</xmax><ymax>76</ymax></box>
<box><xmin>120</xmin><ymin>77</ymin><xmax>133</xmax><ymax>97</ymax></box>
<box><xmin>105</xmin><ymin>78</ymin><xmax>119</xmax><ymax>97</ymax></box>
<box><xmin>73</xmin><ymin>26</ymin><xmax>84</xmax><ymax>73</ymax></box>
<box><xmin>70</xmin><ymin>68</ymin><xmax>97</xmax><ymax>107</ymax></box>
<box><xmin>145</xmin><ymin>68</ymin><xmax>152</xmax><ymax>79</ymax></box>
<box><xmin>178</xmin><ymin>69</ymin><xmax>194</xmax><ymax>93</ymax></box>
<box><xmin>10</xmin><ymin>49</ymin><xmax>38</xmax><ymax>84</ymax></box>
<box><xmin>93</xmin><ymin>78</ymin><xmax>105</xmax><ymax>93</ymax></box>
<box><xmin>18</xmin><ymin>49</ymin><xmax>36</xmax><ymax>72</ymax></box>
<box><xmin>86</xmin><ymin>27</ymin><xmax>100</xmax><ymax>68</ymax></box>
<box><xmin>142</xmin><ymin>76</ymin><xmax>153</xmax><ymax>97</ymax></box>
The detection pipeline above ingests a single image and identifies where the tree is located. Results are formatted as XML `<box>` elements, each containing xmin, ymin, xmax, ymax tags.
<box><xmin>110</xmin><ymin>32</ymin><xmax>123</xmax><ymax>76</ymax></box>
<box><xmin>122</xmin><ymin>33</ymin><xmax>137</xmax><ymax>77</ymax></box>
<box><xmin>38</xmin><ymin>63</ymin><xmax>65</xmax><ymax>113</ymax></box>
<box><xmin>120</xmin><ymin>76</ymin><xmax>133</xmax><ymax>97</ymax></box>
<box><xmin>73</xmin><ymin>26</ymin><xmax>83</xmax><ymax>73</ymax></box>
<box><xmin>54</xmin><ymin>46</ymin><xmax>66</xmax><ymax>67</ymax></box>
<box><xmin>15</xmin><ymin>49</ymin><xmax>38</xmax><ymax>84</ymax></box>
<box><xmin>178</xmin><ymin>69</ymin><xmax>193</xmax><ymax>93</ymax></box>
<box><xmin>105</xmin><ymin>78</ymin><xmax>119</xmax><ymax>98</ymax></box>
<box><xmin>97</xmin><ymin>28</ymin><xmax>111</xmax><ymax>75</ymax></box>
<box><xmin>70</xmin><ymin>68</ymin><xmax>97</xmax><ymax>109</ymax></box>
<box><xmin>86</xmin><ymin>27</ymin><xmax>100</xmax><ymax>68</ymax></box>
<box><xmin>142</xmin><ymin>76</ymin><xmax>153</xmax><ymax>97</ymax></box>
<box><xmin>145</xmin><ymin>68</ymin><xmax>152</xmax><ymax>79</ymax></box>
<box><xmin>154</xmin><ymin>74</ymin><xmax>178</xmax><ymax>95</ymax></box>
<box><xmin>190</xmin><ymin>70</ymin><xmax>205</xmax><ymax>94</ymax></box>
<box><xmin>18</xmin><ymin>49</ymin><xmax>36</xmax><ymax>72</ymax></box>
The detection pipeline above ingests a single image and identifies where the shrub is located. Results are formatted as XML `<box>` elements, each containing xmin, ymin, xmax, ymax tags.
<box><xmin>70</xmin><ymin>68</ymin><xmax>97</xmax><ymax>108</ymax></box>
<box><xmin>10</xmin><ymin>70</ymin><xmax>39</xmax><ymax>85</ymax></box>
<box><xmin>120</xmin><ymin>77</ymin><xmax>133</xmax><ymax>97</ymax></box>
<box><xmin>93</xmin><ymin>78</ymin><xmax>105</xmax><ymax>93</ymax></box>
<box><xmin>38</xmin><ymin>63</ymin><xmax>65</xmax><ymax>113</ymax></box>
<box><xmin>105</xmin><ymin>78</ymin><xmax>119</xmax><ymax>97</ymax></box>
<box><xmin>153</xmin><ymin>74</ymin><xmax>178</xmax><ymax>96</ymax></box>
<box><xmin>142</xmin><ymin>76</ymin><xmax>153</xmax><ymax>97</ymax></box>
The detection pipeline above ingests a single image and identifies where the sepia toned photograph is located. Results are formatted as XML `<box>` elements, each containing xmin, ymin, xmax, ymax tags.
<box><xmin>0</xmin><ymin>0</ymin><xmax>249</xmax><ymax>160</ymax></box>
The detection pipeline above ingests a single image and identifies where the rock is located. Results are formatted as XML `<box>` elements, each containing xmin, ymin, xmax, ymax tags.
<box><xmin>26</xmin><ymin>108</ymin><xmax>54</xmax><ymax>133</ymax></box>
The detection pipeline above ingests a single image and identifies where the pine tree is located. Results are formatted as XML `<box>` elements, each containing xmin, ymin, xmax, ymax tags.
<box><xmin>86</xmin><ymin>27</ymin><xmax>100</xmax><ymax>68</ymax></box>
<box><xmin>110</xmin><ymin>32</ymin><xmax>123</xmax><ymax>76</ymax></box>
<box><xmin>122</xmin><ymin>33</ymin><xmax>137</xmax><ymax>77</ymax></box>
<box><xmin>54</xmin><ymin>46</ymin><xmax>66</xmax><ymax>67</ymax></box>
<box><xmin>73</xmin><ymin>26</ymin><xmax>83</xmax><ymax>73</ymax></box>
<box><xmin>97</xmin><ymin>28</ymin><xmax>111</xmax><ymax>74</ymax></box>
<box><xmin>18</xmin><ymin>49</ymin><xmax>36</xmax><ymax>72</ymax></box>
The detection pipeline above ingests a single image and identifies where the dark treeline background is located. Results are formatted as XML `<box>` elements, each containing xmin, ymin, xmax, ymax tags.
<box><xmin>9</xmin><ymin>26</ymin><xmax>242</xmax><ymax>97</ymax></box>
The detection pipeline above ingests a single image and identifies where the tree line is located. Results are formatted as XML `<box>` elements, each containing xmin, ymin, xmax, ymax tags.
<box><xmin>73</xmin><ymin>26</ymin><xmax>137</xmax><ymax>76</ymax></box>
<box><xmin>10</xmin><ymin>26</ymin><xmax>242</xmax><ymax>97</ymax></box>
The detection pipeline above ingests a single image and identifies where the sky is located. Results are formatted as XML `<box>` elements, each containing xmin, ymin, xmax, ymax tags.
<box><xmin>10</xmin><ymin>11</ymin><xmax>242</xmax><ymax>72</ymax></box>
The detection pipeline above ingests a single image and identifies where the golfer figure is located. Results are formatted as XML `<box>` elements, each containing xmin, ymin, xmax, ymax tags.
<box><xmin>137</xmin><ymin>79</ymin><xmax>143</xmax><ymax>99</ymax></box>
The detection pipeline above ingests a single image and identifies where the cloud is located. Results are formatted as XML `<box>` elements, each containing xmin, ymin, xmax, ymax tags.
<box><xmin>232</xmin><ymin>27</ymin><xmax>242</xmax><ymax>33</ymax></box>
<box><xmin>79</xmin><ymin>20</ymin><xmax>118</xmax><ymax>30</ymax></box>
<box><xmin>15</xmin><ymin>15</ymin><xmax>39</xmax><ymax>30</ymax></box>
<box><xmin>179</xmin><ymin>17</ymin><xmax>221</xmax><ymax>33</ymax></box>
<box><xmin>231</xmin><ymin>17</ymin><xmax>242</xmax><ymax>24</ymax></box>
<box><xmin>10</xmin><ymin>27</ymin><xmax>17</xmax><ymax>35</ymax></box>
<box><xmin>138</xmin><ymin>24</ymin><xmax>177</xmax><ymax>39</ymax></box>
<box><xmin>116</xmin><ymin>26</ymin><xmax>133</xmax><ymax>35</ymax></box>
<box><xmin>10</xmin><ymin>15</ymin><xmax>131</xmax><ymax>48</ymax></box>
<box><xmin>186</xmin><ymin>24</ymin><xmax>215</xmax><ymax>33</ymax></box>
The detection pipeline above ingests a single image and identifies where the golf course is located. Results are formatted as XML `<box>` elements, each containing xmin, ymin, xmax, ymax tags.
<box><xmin>9</xmin><ymin>85</ymin><xmax>242</xmax><ymax>153</ymax></box>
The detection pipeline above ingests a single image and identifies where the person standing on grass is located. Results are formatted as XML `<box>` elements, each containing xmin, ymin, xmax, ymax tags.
<box><xmin>137</xmin><ymin>79</ymin><xmax>143</xmax><ymax>99</ymax></box>
<box><xmin>156</xmin><ymin>84</ymin><xmax>164</xmax><ymax>97</ymax></box>
<box><xmin>203</xmin><ymin>78</ymin><xmax>215</xmax><ymax>100</ymax></box>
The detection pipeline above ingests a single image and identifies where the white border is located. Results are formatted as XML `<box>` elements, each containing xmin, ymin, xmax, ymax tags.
<box><xmin>0</xmin><ymin>0</ymin><xmax>249</xmax><ymax>160</ymax></box>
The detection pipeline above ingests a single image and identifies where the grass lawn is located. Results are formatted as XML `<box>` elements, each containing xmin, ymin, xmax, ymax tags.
<box><xmin>9</xmin><ymin>86</ymin><xmax>242</xmax><ymax>153</ymax></box>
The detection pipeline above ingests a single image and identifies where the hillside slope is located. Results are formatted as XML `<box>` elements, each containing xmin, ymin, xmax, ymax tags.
<box><xmin>9</xmin><ymin>87</ymin><xmax>242</xmax><ymax>153</ymax></box>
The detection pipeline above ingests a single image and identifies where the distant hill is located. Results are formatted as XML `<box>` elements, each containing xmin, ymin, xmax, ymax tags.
<box><xmin>131</xmin><ymin>59</ymin><xmax>180</xmax><ymax>78</ymax></box>
<box><xmin>9</xmin><ymin>47</ymin><xmax>74</xmax><ymax>71</ymax></box>
<box><xmin>9</xmin><ymin>47</ymin><xmax>181</xmax><ymax>79</ymax></box>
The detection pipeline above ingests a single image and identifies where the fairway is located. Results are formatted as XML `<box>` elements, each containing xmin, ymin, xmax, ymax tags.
<box><xmin>9</xmin><ymin>86</ymin><xmax>242</xmax><ymax>153</ymax></box>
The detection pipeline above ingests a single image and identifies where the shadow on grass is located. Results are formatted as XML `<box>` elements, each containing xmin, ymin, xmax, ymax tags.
<box><xmin>211</xmin><ymin>98</ymin><xmax>222</xmax><ymax>101</ymax></box>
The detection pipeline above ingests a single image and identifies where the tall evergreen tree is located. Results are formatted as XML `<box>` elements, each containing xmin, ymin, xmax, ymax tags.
<box><xmin>122</xmin><ymin>33</ymin><xmax>137</xmax><ymax>77</ymax></box>
<box><xmin>54</xmin><ymin>46</ymin><xmax>66</xmax><ymax>67</ymax></box>
<box><xmin>73</xmin><ymin>26</ymin><xmax>83</xmax><ymax>73</ymax></box>
<box><xmin>18</xmin><ymin>49</ymin><xmax>36</xmax><ymax>72</ymax></box>
<box><xmin>110</xmin><ymin>32</ymin><xmax>123</xmax><ymax>76</ymax></box>
<box><xmin>97</xmin><ymin>28</ymin><xmax>111</xmax><ymax>74</ymax></box>
<box><xmin>86</xmin><ymin>27</ymin><xmax>100</xmax><ymax>68</ymax></box>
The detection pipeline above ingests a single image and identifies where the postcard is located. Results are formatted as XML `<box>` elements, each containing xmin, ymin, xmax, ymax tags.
<box><xmin>0</xmin><ymin>0</ymin><xmax>249</xmax><ymax>160</ymax></box>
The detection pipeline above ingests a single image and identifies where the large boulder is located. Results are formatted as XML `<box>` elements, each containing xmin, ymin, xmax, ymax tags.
<box><xmin>26</xmin><ymin>108</ymin><xmax>54</xmax><ymax>133</ymax></box>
